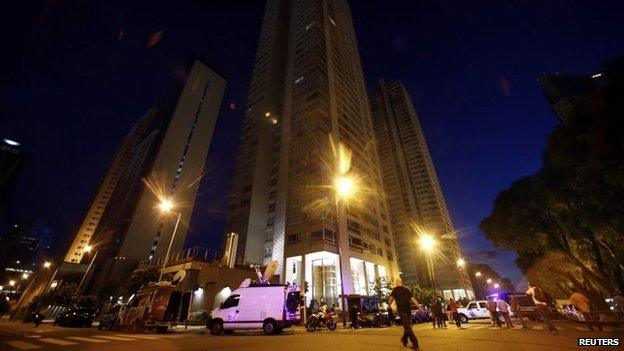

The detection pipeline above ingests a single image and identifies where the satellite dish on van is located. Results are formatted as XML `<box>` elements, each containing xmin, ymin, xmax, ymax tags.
<box><xmin>262</xmin><ymin>260</ymin><xmax>278</xmax><ymax>283</ymax></box>
<box><xmin>172</xmin><ymin>270</ymin><xmax>187</xmax><ymax>285</ymax></box>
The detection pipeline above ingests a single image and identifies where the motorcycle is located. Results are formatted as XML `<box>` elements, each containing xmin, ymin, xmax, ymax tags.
<box><xmin>306</xmin><ymin>310</ymin><xmax>337</xmax><ymax>331</ymax></box>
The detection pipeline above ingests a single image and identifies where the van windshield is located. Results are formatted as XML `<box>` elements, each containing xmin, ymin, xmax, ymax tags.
<box><xmin>221</xmin><ymin>294</ymin><xmax>240</xmax><ymax>309</ymax></box>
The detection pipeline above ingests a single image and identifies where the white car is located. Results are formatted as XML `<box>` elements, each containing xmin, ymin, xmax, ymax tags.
<box><xmin>456</xmin><ymin>300</ymin><xmax>514</xmax><ymax>324</ymax></box>
<box><xmin>208</xmin><ymin>279</ymin><xmax>301</xmax><ymax>335</ymax></box>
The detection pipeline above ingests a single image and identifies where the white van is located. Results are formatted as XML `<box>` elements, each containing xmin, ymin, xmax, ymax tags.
<box><xmin>208</xmin><ymin>279</ymin><xmax>301</xmax><ymax>335</ymax></box>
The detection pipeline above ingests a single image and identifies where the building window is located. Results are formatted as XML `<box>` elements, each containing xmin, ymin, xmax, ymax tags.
<box><xmin>287</xmin><ymin>233</ymin><xmax>301</xmax><ymax>244</ymax></box>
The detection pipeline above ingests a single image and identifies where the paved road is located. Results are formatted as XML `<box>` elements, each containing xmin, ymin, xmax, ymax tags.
<box><xmin>1</xmin><ymin>320</ymin><xmax>622</xmax><ymax>351</ymax></box>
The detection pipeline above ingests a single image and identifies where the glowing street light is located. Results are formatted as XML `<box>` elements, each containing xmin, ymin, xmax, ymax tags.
<box><xmin>22</xmin><ymin>273</ymin><xmax>29</xmax><ymax>279</ymax></box>
<box><xmin>0</xmin><ymin>285</ymin><xmax>3</xmax><ymax>291</ymax></box>
<box><xmin>486</xmin><ymin>278</ymin><xmax>492</xmax><ymax>284</ymax></box>
<box><xmin>83</xmin><ymin>245</ymin><xmax>93</xmax><ymax>253</ymax></box>
<box><xmin>334</xmin><ymin>175</ymin><xmax>356</xmax><ymax>200</ymax></box>
<box><xmin>159</xmin><ymin>198</ymin><xmax>174</xmax><ymax>213</ymax></box>
<box><xmin>9</xmin><ymin>280</ymin><xmax>16</xmax><ymax>287</ymax></box>
<box><xmin>43</xmin><ymin>261</ymin><xmax>52</xmax><ymax>269</ymax></box>
<box><xmin>157</xmin><ymin>197</ymin><xmax>182</xmax><ymax>283</ymax></box>
<box><xmin>494</xmin><ymin>283</ymin><xmax>500</xmax><ymax>289</ymax></box>
<box><xmin>475</xmin><ymin>271</ymin><xmax>482</xmax><ymax>277</ymax></box>
<box><xmin>419</xmin><ymin>234</ymin><xmax>436</xmax><ymax>252</ymax></box>
<box><xmin>456</xmin><ymin>258</ymin><xmax>466</xmax><ymax>267</ymax></box>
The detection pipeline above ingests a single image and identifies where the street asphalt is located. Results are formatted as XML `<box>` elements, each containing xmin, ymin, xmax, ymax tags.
<box><xmin>1</xmin><ymin>319</ymin><xmax>622</xmax><ymax>351</ymax></box>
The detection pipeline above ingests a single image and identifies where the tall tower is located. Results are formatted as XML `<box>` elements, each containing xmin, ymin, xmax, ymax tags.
<box><xmin>225</xmin><ymin>0</ymin><xmax>399</xmax><ymax>307</ymax></box>
<box><xmin>63</xmin><ymin>114</ymin><xmax>153</xmax><ymax>263</ymax></box>
<box><xmin>93</xmin><ymin>61</ymin><xmax>226</xmax><ymax>286</ymax></box>
<box><xmin>370</xmin><ymin>80</ymin><xmax>473</xmax><ymax>300</ymax></box>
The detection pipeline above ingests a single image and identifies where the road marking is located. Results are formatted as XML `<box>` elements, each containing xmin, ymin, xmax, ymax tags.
<box><xmin>67</xmin><ymin>336</ymin><xmax>110</xmax><ymax>343</ymax></box>
<box><xmin>114</xmin><ymin>334</ymin><xmax>159</xmax><ymax>339</ymax></box>
<box><xmin>161</xmin><ymin>334</ymin><xmax>186</xmax><ymax>338</ymax></box>
<box><xmin>92</xmin><ymin>335</ymin><xmax>137</xmax><ymax>341</ymax></box>
<box><xmin>39</xmin><ymin>338</ymin><xmax>78</xmax><ymax>346</ymax></box>
<box><xmin>5</xmin><ymin>341</ymin><xmax>42</xmax><ymax>350</ymax></box>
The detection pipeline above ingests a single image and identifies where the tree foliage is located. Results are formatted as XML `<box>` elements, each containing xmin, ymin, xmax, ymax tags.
<box><xmin>481</xmin><ymin>57</ymin><xmax>624</xmax><ymax>309</ymax></box>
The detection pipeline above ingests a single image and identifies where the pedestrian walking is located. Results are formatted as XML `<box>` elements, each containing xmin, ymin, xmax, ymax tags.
<box><xmin>486</xmin><ymin>297</ymin><xmax>502</xmax><ymax>327</ymax></box>
<box><xmin>448</xmin><ymin>298</ymin><xmax>461</xmax><ymax>328</ymax></box>
<box><xmin>613</xmin><ymin>290</ymin><xmax>624</xmax><ymax>322</ymax></box>
<box><xmin>349</xmin><ymin>303</ymin><xmax>360</xmax><ymax>329</ymax></box>
<box><xmin>526</xmin><ymin>282</ymin><xmax>557</xmax><ymax>335</ymax></box>
<box><xmin>387</xmin><ymin>304</ymin><xmax>395</xmax><ymax>326</ymax></box>
<box><xmin>496</xmin><ymin>298</ymin><xmax>514</xmax><ymax>328</ymax></box>
<box><xmin>510</xmin><ymin>295</ymin><xmax>529</xmax><ymax>328</ymax></box>
<box><xmin>388</xmin><ymin>278</ymin><xmax>421</xmax><ymax>350</ymax></box>
<box><xmin>570</xmin><ymin>291</ymin><xmax>603</xmax><ymax>331</ymax></box>
<box><xmin>430</xmin><ymin>298</ymin><xmax>444</xmax><ymax>328</ymax></box>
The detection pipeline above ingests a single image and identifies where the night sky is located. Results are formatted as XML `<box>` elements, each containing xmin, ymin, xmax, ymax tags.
<box><xmin>2</xmin><ymin>1</ymin><xmax>622</xmax><ymax>289</ymax></box>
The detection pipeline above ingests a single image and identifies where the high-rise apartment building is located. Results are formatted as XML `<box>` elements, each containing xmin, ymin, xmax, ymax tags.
<box><xmin>66</xmin><ymin>60</ymin><xmax>225</xmax><ymax>292</ymax></box>
<box><xmin>225</xmin><ymin>0</ymin><xmax>399</xmax><ymax>307</ymax></box>
<box><xmin>370</xmin><ymin>80</ymin><xmax>473</xmax><ymax>300</ymax></box>
<box><xmin>63</xmin><ymin>114</ymin><xmax>153</xmax><ymax>264</ymax></box>
<box><xmin>538</xmin><ymin>73</ymin><xmax>602</xmax><ymax>124</ymax></box>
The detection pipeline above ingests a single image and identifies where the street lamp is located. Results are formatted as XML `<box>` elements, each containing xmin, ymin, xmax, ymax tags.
<box><xmin>43</xmin><ymin>261</ymin><xmax>52</xmax><ymax>269</ymax></box>
<box><xmin>494</xmin><ymin>283</ymin><xmax>500</xmax><ymax>289</ymax></box>
<box><xmin>9</xmin><ymin>280</ymin><xmax>16</xmax><ymax>287</ymax></box>
<box><xmin>78</xmin><ymin>245</ymin><xmax>99</xmax><ymax>292</ymax></box>
<box><xmin>486</xmin><ymin>278</ymin><xmax>492</xmax><ymax>284</ymax></box>
<box><xmin>419</xmin><ymin>234</ymin><xmax>436</xmax><ymax>252</ymax></box>
<box><xmin>456</xmin><ymin>258</ymin><xmax>465</xmax><ymax>267</ymax></box>
<box><xmin>475</xmin><ymin>271</ymin><xmax>482</xmax><ymax>277</ymax></box>
<box><xmin>158</xmin><ymin>198</ymin><xmax>182</xmax><ymax>282</ymax></box>
<box><xmin>22</xmin><ymin>273</ymin><xmax>29</xmax><ymax>279</ymax></box>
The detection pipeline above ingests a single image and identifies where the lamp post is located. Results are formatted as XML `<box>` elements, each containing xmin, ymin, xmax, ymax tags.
<box><xmin>77</xmin><ymin>245</ymin><xmax>98</xmax><ymax>293</ymax></box>
<box><xmin>158</xmin><ymin>198</ymin><xmax>182</xmax><ymax>283</ymax></box>
<box><xmin>419</xmin><ymin>234</ymin><xmax>437</xmax><ymax>291</ymax></box>
<box><xmin>456</xmin><ymin>258</ymin><xmax>469</xmax><ymax>300</ymax></box>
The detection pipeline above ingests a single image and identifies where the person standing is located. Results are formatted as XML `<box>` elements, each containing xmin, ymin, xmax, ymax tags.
<box><xmin>486</xmin><ymin>297</ymin><xmax>502</xmax><ymax>327</ymax></box>
<box><xmin>510</xmin><ymin>295</ymin><xmax>529</xmax><ymax>328</ymax></box>
<box><xmin>430</xmin><ymin>298</ymin><xmax>442</xmax><ymax>328</ymax></box>
<box><xmin>448</xmin><ymin>298</ymin><xmax>461</xmax><ymax>328</ymax></box>
<box><xmin>526</xmin><ymin>282</ymin><xmax>557</xmax><ymax>335</ymax></box>
<box><xmin>497</xmin><ymin>298</ymin><xmax>514</xmax><ymax>328</ymax></box>
<box><xmin>349</xmin><ymin>303</ymin><xmax>360</xmax><ymax>329</ymax></box>
<box><xmin>389</xmin><ymin>278</ymin><xmax>421</xmax><ymax>350</ymax></box>
<box><xmin>570</xmin><ymin>291</ymin><xmax>603</xmax><ymax>331</ymax></box>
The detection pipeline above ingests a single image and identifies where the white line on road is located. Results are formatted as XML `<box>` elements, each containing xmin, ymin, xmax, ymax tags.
<box><xmin>92</xmin><ymin>335</ymin><xmax>138</xmax><ymax>341</ymax></box>
<box><xmin>5</xmin><ymin>340</ymin><xmax>42</xmax><ymax>350</ymax></box>
<box><xmin>39</xmin><ymin>338</ymin><xmax>78</xmax><ymax>346</ymax></box>
<box><xmin>66</xmin><ymin>336</ymin><xmax>110</xmax><ymax>343</ymax></box>
<box><xmin>114</xmin><ymin>334</ymin><xmax>160</xmax><ymax>339</ymax></box>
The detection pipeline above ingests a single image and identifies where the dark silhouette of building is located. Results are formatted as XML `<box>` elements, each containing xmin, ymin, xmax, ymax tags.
<box><xmin>538</xmin><ymin>72</ymin><xmax>603</xmax><ymax>124</ymax></box>
<box><xmin>0</xmin><ymin>138</ymin><xmax>27</xmax><ymax>212</ymax></box>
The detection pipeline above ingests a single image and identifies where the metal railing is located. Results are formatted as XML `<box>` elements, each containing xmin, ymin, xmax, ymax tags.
<box><xmin>138</xmin><ymin>247</ymin><xmax>219</xmax><ymax>269</ymax></box>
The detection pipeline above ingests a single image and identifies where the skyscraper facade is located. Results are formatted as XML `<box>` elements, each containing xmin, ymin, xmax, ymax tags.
<box><xmin>64</xmin><ymin>60</ymin><xmax>226</xmax><ymax>292</ymax></box>
<box><xmin>225</xmin><ymin>0</ymin><xmax>399</xmax><ymax>307</ymax></box>
<box><xmin>538</xmin><ymin>73</ymin><xmax>601</xmax><ymax>124</ymax></box>
<box><xmin>370</xmin><ymin>80</ymin><xmax>473</xmax><ymax>300</ymax></box>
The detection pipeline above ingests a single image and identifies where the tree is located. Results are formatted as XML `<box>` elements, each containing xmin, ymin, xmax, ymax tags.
<box><xmin>123</xmin><ymin>267</ymin><xmax>160</xmax><ymax>295</ymax></box>
<box><xmin>405</xmin><ymin>285</ymin><xmax>439</xmax><ymax>307</ymax></box>
<box><xmin>481</xmin><ymin>56</ymin><xmax>624</xmax><ymax>309</ymax></box>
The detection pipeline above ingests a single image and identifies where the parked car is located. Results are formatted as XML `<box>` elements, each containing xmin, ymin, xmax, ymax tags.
<box><xmin>54</xmin><ymin>306</ymin><xmax>98</xmax><ymax>327</ymax></box>
<box><xmin>358</xmin><ymin>309</ymin><xmax>392</xmax><ymax>327</ymax></box>
<box><xmin>207</xmin><ymin>278</ymin><xmax>301</xmax><ymax>335</ymax></box>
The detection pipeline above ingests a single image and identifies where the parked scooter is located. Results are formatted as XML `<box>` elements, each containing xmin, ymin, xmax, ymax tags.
<box><xmin>306</xmin><ymin>310</ymin><xmax>337</xmax><ymax>331</ymax></box>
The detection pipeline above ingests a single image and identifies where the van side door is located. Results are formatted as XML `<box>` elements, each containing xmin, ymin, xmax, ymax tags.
<box><xmin>220</xmin><ymin>294</ymin><xmax>240</xmax><ymax>327</ymax></box>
